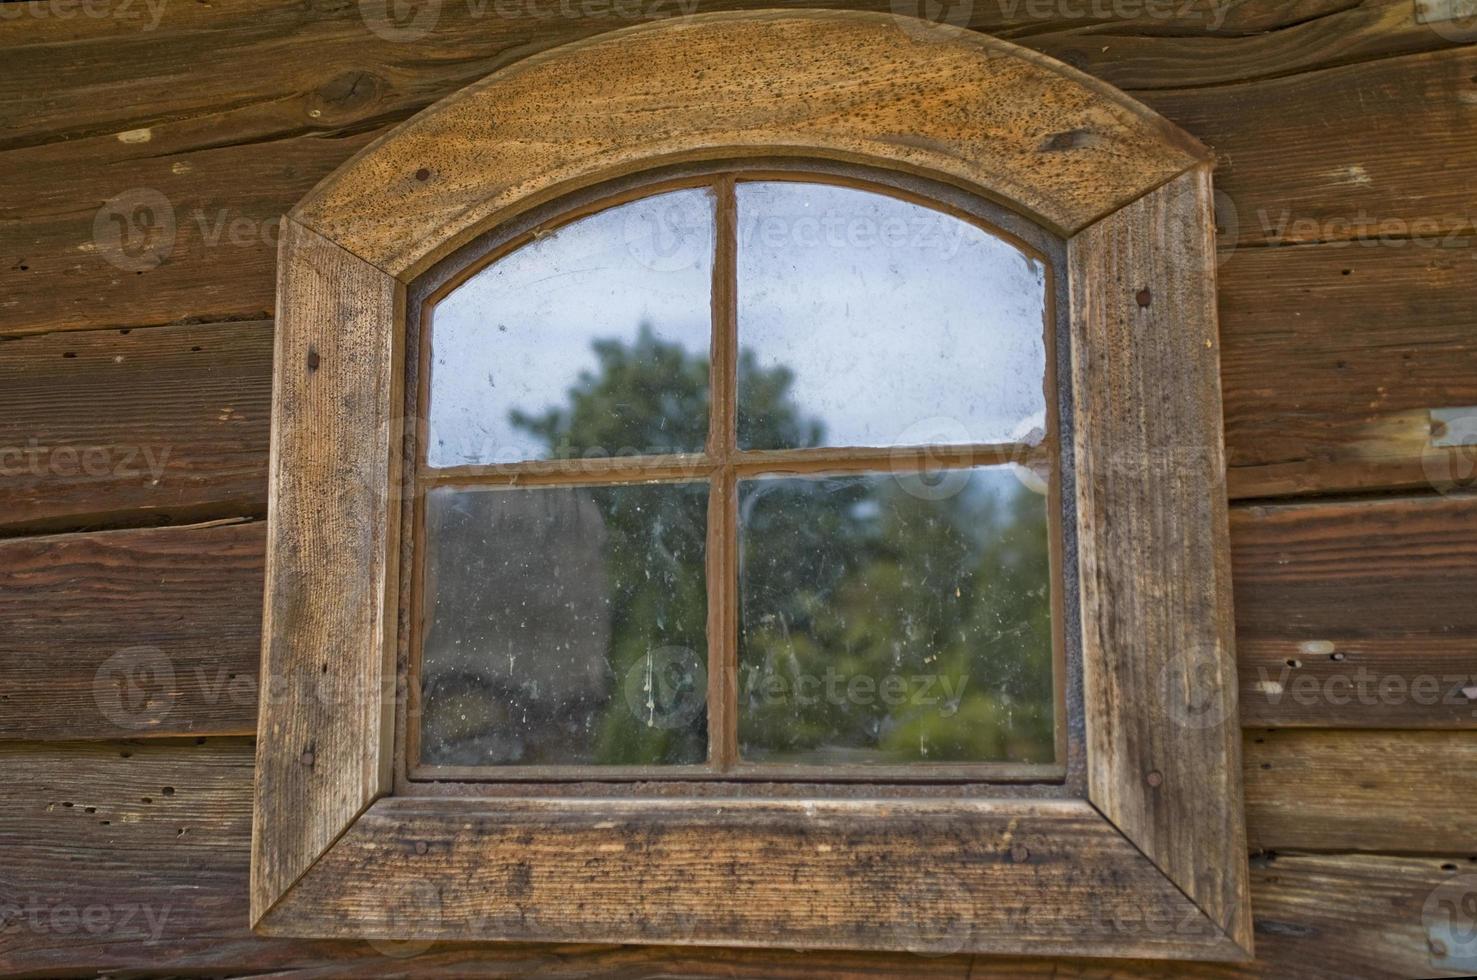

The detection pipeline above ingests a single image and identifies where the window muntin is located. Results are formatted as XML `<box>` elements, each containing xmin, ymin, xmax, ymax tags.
<box><xmin>411</xmin><ymin>169</ymin><xmax>1061</xmax><ymax>779</ymax></box>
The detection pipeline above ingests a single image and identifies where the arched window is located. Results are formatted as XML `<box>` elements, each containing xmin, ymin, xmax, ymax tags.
<box><xmin>253</xmin><ymin>12</ymin><xmax>1248</xmax><ymax>962</ymax></box>
<box><xmin>411</xmin><ymin>166</ymin><xmax>1065</xmax><ymax>778</ymax></box>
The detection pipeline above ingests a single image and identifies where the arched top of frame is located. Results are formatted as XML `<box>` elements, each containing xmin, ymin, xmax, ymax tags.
<box><xmin>290</xmin><ymin>9</ymin><xmax>1210</xmax><ymax>279</ymax></box>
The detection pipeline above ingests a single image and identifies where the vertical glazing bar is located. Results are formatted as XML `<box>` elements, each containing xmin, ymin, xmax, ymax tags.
<box><xmin>705</xmin><ymin>176</ymin><xmax>740</xmax><ymax>770</ymax></box>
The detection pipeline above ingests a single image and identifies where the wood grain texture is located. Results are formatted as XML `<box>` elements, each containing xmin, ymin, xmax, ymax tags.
<box><xmin>1143</xmin><ymin>47</ymin><xmax>1477</xmax><ymax>249</ymax></box>
<box><xmin>6</xmin><ymin>492</ymin><xmax>1473</xmax><ymax>741</ymax></box>
<box><xmin>1</xmin><ymin>740</ymin><xmax>1468</xmax><ymax>977</ymax></box>
<box><xmin>1030</xmin><ymin>0</ymin><xmax>1468</xmax><ymax>91</ymax></box>
<box><xmin>1232</xmin><ymin>494</ymin><xmax>1477</xmax><ymax>728</ymax></box>
<box><xmin>0</xmin><ymin>320</ymin><xmax>273</xmax><ymax>533</ymax></box>
<box><xmin>0</xmin><ymin>738</ymin><xmax>342</xmax><ymax>972</ymax></box>
<box><xmin>290</xmin><ymin>10</ymin><xmax>1207</xmax><ymax>278</ymax></box>
<box><xmin>262</xmin><ymin>797</ymin><xmax>1238</xmax><ymax>960</ymax></box>
<box><xmin>251</xmin><ymin>218</ymin><xmax>402</xmax><ymax>923</ymax></box>
<box><xmin>1068</xmin><ymin>166</ymin><xmax>1250</xmax><ymax>952</ymax></box>
<box><xmin>4</xmin><ymin>5</ymin><xmax>1472</xmax><ymax>339</ymax></box>
<box><xmin>3</xmin><ymin>6</ymin><xmax>1472</xmax><ymax>974</ymax></box>
<box><xmin>1219</xmin><ymin>242</ymin><xmax>1477</xmax><ymax>500</ymax></box>
<box><xmin>5</xmin><ymin>225</ymin><xmax>1472</xmax><ymax>537</ymax></box>
<box><xmin>0</xmin><ymin>520</ymin><xmax>264</xmax><ymax>740</ymax></box>
<box><xmin>1245</xmin><ymin>729</ymin><xmax>1477</xmax><ymax>854</ymax></box>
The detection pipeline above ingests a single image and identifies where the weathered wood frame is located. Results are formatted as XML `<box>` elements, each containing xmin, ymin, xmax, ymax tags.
<box><xmin>253</xmin><ymin>9</ymin><xmax>1250</xmax><ymax>961</ymax></box>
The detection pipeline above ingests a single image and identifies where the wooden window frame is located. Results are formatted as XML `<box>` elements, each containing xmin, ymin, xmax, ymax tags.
<box><xmin>252</xmin><ymin>9</ymin><xmax>1251</xmax><ymax>961</ymax></box>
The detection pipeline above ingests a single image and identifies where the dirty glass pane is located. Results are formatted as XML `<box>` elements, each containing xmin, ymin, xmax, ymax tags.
<box><xmin>425</xmin><ymin>188</ymin><xmax>715</xmax><ymax>468</ymax></box>
<box><xmin>418</xmin><ymin>481</ymin><xmax>709</xmax><ymax>767</ymax></box>
<box><xmin>735</xmin><ymin>181</ymin><xmax>1048</xmax><ymax>451</ymax></box>
<box><xmin>737</xmin><ymin>466</ymin><xmax>1054</xmax><ymax>765</ymax></box>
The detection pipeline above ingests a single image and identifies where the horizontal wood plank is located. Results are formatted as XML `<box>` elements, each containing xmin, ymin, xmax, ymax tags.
<box><xmin>1219</xmin><ymin>242</ymin><xmax>1477</xmax><ymax>500</ymax></box>
<box><xmin>0</xmin><ymin>520</ymin><xmax>264</xmax><ymax>739</ymax></box>
<box><xmin>1244</xmin><ymin>729</ymin><xmax>1477</xmax><ymax>854</ymax></box>
<box><xmin>0</xmin><ymin>320</ymin><xmax>273</xmax><ymax>533</ymax></box>
<box><xmin>5</xmin><ymin>493</ymin><xmax>1474</xmax><ymax>740</ymax></box>
<box><xmin>265</xmin><ymin>797</ymin><xmax>1237</xmax><ymax>960</ymax></box>
<box><xmin>0</xmin><ymin>738</ymin><xmax>338</xmax><ymax>972</ymax></box>
<box><xmin>2</xmin><ymin>739</ymin><xmax>1472</xmax><ymax>977</ymax></box>
<box><xmin>1232</xmin><ymin>494</ymin><xmax>1477</xmax><ymax>728</ymax></box>
<box><xmin>1143</xmin><ymin>47</ymin><xmax>1477</xmax><ymax>249</ymax></box>
<box><xmin>1028</xmin><ymin>0</ymin><xmax>1469</xmax><ymax>91</ymax></box>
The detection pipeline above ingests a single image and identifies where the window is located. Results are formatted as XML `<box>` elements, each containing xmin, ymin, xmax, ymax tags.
<box><xmin>409</xmin><ymin>169</ymin><xmax>1065</xmax><ymax>782</ymax></box>
<box><xmin>253</xmin><ymin>11</ymin><xmax>1250</xmax><ymax>962</ymax></box>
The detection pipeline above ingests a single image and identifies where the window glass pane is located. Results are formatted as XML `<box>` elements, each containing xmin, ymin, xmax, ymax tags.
<box><xmin>426</xmin><ymin>188</ymin><xmax>715</xmax><ymax>468</ymax></box>
<box><xmin>736</xmin><ymin>181</ymin><xmax>1048</xmax><ymax>451</ymax></box>
<box><xmin>737</xmin><ymin>466</ymin><xmax>1054</xmax><ymax>765</ymax></box>
<box><xmin>419</xmin><ymin>481</ymin><xmax>709</xmax><ymax>767</ymax></box>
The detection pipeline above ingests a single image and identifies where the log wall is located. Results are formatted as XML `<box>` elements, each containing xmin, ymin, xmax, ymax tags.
<box><xmin>2</xmin><ymin>1</ymin><xmax>1474</xmax><ymax>975</ymax></box>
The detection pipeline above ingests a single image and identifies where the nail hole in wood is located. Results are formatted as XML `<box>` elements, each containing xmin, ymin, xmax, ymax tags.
<box><xmin>415</xmin><ymin>167</ymin><xmax>431</xmax><ymax>182</ymax></box>
<box><xmin>1135</xmin><ymin>288</ymin><xmax>1152</xmax><ymax>308</ymax></box>
<box><xmin>1145</xmin><ymin>770</ymin><xmax>1163</xmax><ymax>787</ymax></box>
<box><xmin>307</xmin><ymin>347</ymin><xmax>320</xmax><ymax>372</ymax></box>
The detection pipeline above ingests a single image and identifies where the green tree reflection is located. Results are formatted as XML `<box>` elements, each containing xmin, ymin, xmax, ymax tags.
<box><xmin>502</xmin><ymin>325</ymin><xmax>1055</xmax><ymax>766</ymax></box>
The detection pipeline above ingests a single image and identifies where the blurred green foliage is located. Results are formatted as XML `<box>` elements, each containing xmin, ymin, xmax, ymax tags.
<box><xmin>503</xmin><ymin>326</ymin><xmax>1055</xmax><ymax>767</ymax></box>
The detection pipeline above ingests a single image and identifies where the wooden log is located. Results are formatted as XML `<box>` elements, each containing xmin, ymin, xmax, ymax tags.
<box><xmin>0</xmin><ymin>520</ymin><xmax>264</xmax><ymax>740</ymax></box>
<box><xmin>1244</xmin><ymin>729</ymin><xmax>1477</xmax><ymax>854</ymax></box>
<box><xmin>1219</xmin><ymin>242</ymin><xmax>1477</xmax><ymax>500</ymax></box>
<box><xmin>0</xmin><ymin>738</ymin><xmax>1471</xmax><ymax>977</ymax></box>
<box><xmin>1232</xmin><ymin>495</ymin><xmax>1477</xmax><ymax>728</ymax></box>
<box><xmin>1142</xmin><ymin>47</ymin><xmax>1477</xmax><ymax>249</ymax></box>
<box><xmin>1029</xmin><ymin>0</ymin><xmax>1464</xmax><ymax>91</ymax></box>
<box><xmin>0</xmin><ymin>320</ymin><xmax>273</xmax><ymax>533</ymax></box>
